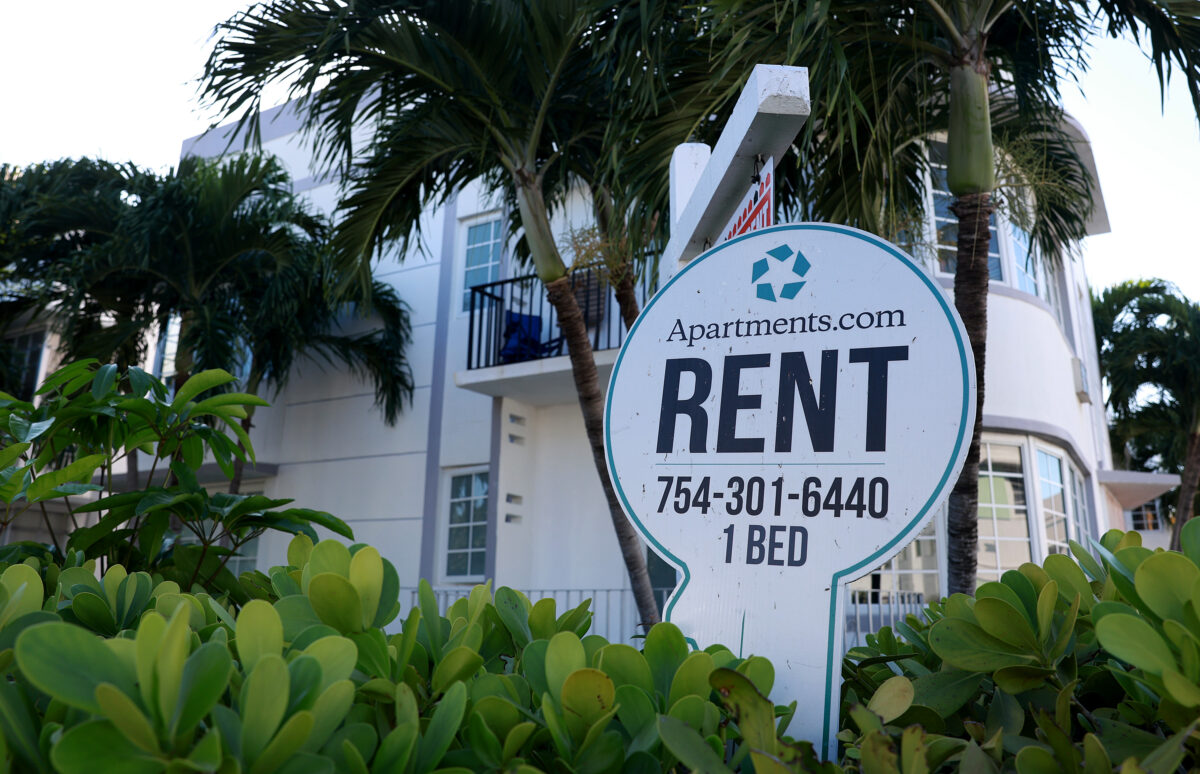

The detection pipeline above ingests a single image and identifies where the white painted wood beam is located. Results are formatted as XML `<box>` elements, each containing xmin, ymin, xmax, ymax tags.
<box><xmin>660</xmin><ymin>65</ymin><xmax>811</xmax><ymax>282</ymax></box>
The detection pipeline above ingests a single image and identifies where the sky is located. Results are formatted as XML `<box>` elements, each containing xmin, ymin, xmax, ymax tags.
<box><xmin>2</xmin><ymin>3</ymin><xmax>1198</xmax><ymax>299</ymax></box>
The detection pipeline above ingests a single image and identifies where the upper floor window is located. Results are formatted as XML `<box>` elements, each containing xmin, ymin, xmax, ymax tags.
<box><xmin>930</xmin><ymin>145</ymin><xmax>1002</xmax><ymax>281</ymax></box>
<box><xmin>462</xmin><ymin>218</ymin><xmax>504</xmax><ymax>312</ymax></box>
<box><xmin>4</xmin><ymin>330</ymin><xmax>45</xmax><ymax>399</ymax></box>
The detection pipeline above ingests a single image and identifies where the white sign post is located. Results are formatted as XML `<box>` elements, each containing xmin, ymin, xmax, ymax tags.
<box><xmin>718</xmin><ymin>158</ymin><xmax>774</xmax><ymax>244</ymax></box>
<box><xmin>605</xmin><ymin>224</ymin><xmax>974</xmax><ymax>757</ymax></box>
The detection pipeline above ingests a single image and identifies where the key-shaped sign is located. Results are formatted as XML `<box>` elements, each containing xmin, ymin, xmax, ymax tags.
<box><xmin>605</xmin><ymin>224</ymin><xmax>974</xmax><ymax>757</ymax></box>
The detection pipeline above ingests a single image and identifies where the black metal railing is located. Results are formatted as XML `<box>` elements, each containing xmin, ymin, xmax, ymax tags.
<box><xmin>467</xmin><ymin>268</ymin><xmax>656</xmax><ymax>370</ymax></box>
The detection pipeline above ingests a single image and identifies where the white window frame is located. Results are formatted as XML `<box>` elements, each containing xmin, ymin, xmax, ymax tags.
<box><xmin>457</xmin><ymin>212</ymin><xmax>505</xmax><ymax>316</ymax></box>
<box><xmin>439</xmin><ymin>466</ymin><xmax>490</xmax><ymax>584</ymax></box>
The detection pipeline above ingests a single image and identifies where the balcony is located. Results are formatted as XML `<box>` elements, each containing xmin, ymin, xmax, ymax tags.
<box><xmin>458</xmin><ymin>270</ymin><xmax>655</xmax><ymax>405</ymax></box>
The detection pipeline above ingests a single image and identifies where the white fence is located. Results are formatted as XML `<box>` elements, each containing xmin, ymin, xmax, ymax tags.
<box><xmin>400</xmin><ymin>585</ymin><xmax>927</xmax><ymax>651</ymax></box>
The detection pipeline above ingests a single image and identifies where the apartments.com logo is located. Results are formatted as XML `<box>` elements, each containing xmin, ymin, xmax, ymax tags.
<box><xmin>752</xmin><ymin>244</ymin><xmax>811</xmax><ymax>302</ymax></box>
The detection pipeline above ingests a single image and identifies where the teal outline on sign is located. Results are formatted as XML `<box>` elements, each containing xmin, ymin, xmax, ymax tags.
<box><xmin>603</xmin><ymin>223</ymin><xmax>972</xmax><ymax>759</ymax></box>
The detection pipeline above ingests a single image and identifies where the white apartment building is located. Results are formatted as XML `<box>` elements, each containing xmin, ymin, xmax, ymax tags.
<box><xmin>10</xmin><ymin>97</ymin><xmax>1174</xmax><ymax>640</ymax></box>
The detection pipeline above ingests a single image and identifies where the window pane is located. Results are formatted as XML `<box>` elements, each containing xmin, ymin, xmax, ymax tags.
<box><xmin>996</xmin><ymin>540</ymin><xmax>1032</xmax><ymax>567</ymax></box>
<box><xmin>465</xmin><ymin>245</ymin><xmax>492</xmax><ymax>267</ymax></box>
<box><xmin>989</xmin><ymin>445</ymin><xmax>1023</xmax><ymax>475</ymax></box>
<box><xmin>447</xmin><ymin>553</ymin><xmax>468</xmax><ymax>576</ymax></box>
<box><xmin>451</xmin><ymin>475</ymin><xmax>471</xmax><ymax>499</ymax></box>
<box><xmin>448</xmin><ymin>527</ymin><xmax>469</xmax><ymax>550</ymax></box>
<box><xmin>449</xmin><ymin>501</ymin><xmax>470</xmax><ymax>524</ymax></box>
<box><xmin>470</xmin><ymin>552</ymin><xmax>486</xmax><ymax>576</ymax></box>
<box><xmin>471</xmin><ymin>525</ymin><xmax>487</xmax><ymax>549</ymax></box>
<box><xmin>474</xmin><ymin>472</ymin><xmax>489</xmax><ymax>496</ymax></box>
<box><xmin>472</xmin><ymin>498</ymin><xmax>488</xmax><ymax>523</ymax></box>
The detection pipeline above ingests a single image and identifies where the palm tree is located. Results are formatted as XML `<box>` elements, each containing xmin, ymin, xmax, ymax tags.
<box><xmin>710</xmin><ymin>0</ymin><xmax>1200</xmax><ymax>592</ymax></box>
<box><xmin>229</xmin><ymin>240</ymin><xmax>415</xmax><ymax>493</ymax></box>
<box><xmin>5</xmin><ymin>155</ymin><xmax>415</xmax><ymax>488</ymax></box>
<box><xmin>200</xmin><ymin>0</ymin><xmax>695</xmax><ymax>625</ymax></box>
<box><xmin>1094</xmin><ymin>281</ymin><xmax>1200</xmax><ymax>551</ymax></box>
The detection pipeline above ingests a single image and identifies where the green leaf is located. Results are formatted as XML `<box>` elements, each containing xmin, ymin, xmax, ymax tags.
<box><xmin>348</xmin><ymin>546</ymin><xmax>383</xmax><ymax>629</ymax></box>
<box><xmin>190</xmin><ymin>393</ymin><xmax>270</xmax><ymax>416</ymax></box>
<box><xmin>929</xmin><ymin>619</ymin><xmax>1036</xmax><ymax>672</ymax></box>
<box><xmin>414</xmin><ymin>681</ymin><xmax>467</xmax><ymax>774</ymax></box>
<box><xmin>432</xmin><ymin>646</ymin><xmax>484</xmax><ymax>695</ymax></box>
<box><xmin>250</xmin><ymin>710</ymin><xmax>314</xmax><ymax>774</ymax></box>
<box><xmin>308</xmin><ymin>573</ymin><xmax>364</xmax><ymax>634</ymax></box>
<box><xmin>615</xmin><ymin>684</ymin><xmax>657</xmax><ymax>739</ymax></box>
<box><xmin>734</xmin><ymin>655</ymin><xmax>775</xmax><ymax>696</ymax></box>
<box><xmin>528</xmin><ymin>598</ymin><xmax>557</xmax><ymax>641</ymax></box>
<box><xmin>867</xmin><ymin>675</ymin><xmax>914</xmax><ymax>724</ymax></box>
<box><xmin>1181</xmin><ymin>519</ymin><xmax>1200</xmax><ymax>567</ymax></box>
<box><xmin>910</xmin><ymin>669</ymin><xmax>983</xmax><ymax>718</ymax></box>
<box><xmin>1134</xmin><ymin>551</ymin><xmax>1199</xmax><ymax>623</ymax></box>
<box><xmin>494</xmin><ymin>587</ymin><xmax>532</xmax><ymax>648</ymax></box>
<box><xmin>95</xmin><ymin>683</ymin><xmax>160</xmax><ymax>754</ymax></box>
<box><xmin>171</xmin><ymin>642</ymin><xmax>234</xmax><ymax>740</ymax></box>
<box><xmin>302</xmin><ymin>636</ymin><xmax>357</xmax><ymax>693</ymax></box>
<box><xmin>50</xmin><ymin>720</ymin><xmax>165</xmax><ymax>774</ymax></box>
<box><xmin>374</xmin><ymin>723</ymin><xmax>418</xmax><ymax>774</ymax></box>
<box><xmin>1094</xmin><ymin>613</ymin><xmax>1177</xmax><ymax>675</ymax></box>
<box><xmin>668</xmin><ymin>651</ymin><xmax>715</xmax><ymax>708</ymax></box>
<box><xmin>0</xmin><ymin>442</ymin><xmax>30</xmax><ymax>471</ymax></box>
<box><xmin>561</xmin><ymin>668</ymin><xmax>616</xmax><ymax>744</ymax></box>
<box><xmin>91</xmin><ymin>364</ymin><xmax>118</xmax><ymax>399</ymax></box>
<box><xmin>237</xmin><ymin>599</ymin><xmax>284</xmax><ymax>672</ymax></box>
<box><xmin>302</xmin><ymin>541</ymin><xmax>350</xmax><ymax>594</ymax></box>
<box><xmin>973</xmin><ymin>597</ymin><xmax>1041</xmax><ymax>653</ymax></box>
<box><xmin>643</xmin><ymin>622</ymin><xmax>688</xmax><ymax>699</ymax></box>
<box><xmin>656</xmin><ymin>715</ymin><xmax>733</xmax><ymax>774</ymax></box>
<box><xmin>27</xmin><ymin>453</ymin><xmax>106</xmax><ymax>502</ymax></box>
<box><xmin>993</xmin><ymin>665</ymin><xmax>1056</xmax><ymax>694</ymax></box>
<box><xmin>0</xmin><ymin>563</ymin><xmax>43</xmax><ymax>627</ymax></box>
<box><xmin>16</xmin><ymin>622</ymin><xmax>135</xmax><ymax>713</ymax></box>
<box><xmin>171</xmin><ymin>370</ymin><xmax>236</xmax><ymax>413</ymax></box>
<box><xmin>241</xmin><ymin>655</ymin><xmax>289</xmax><ymax>763</ymax></box>
<box><xmin>304</xmin><ymin>680</ymin><xmax>355</xmax><ymax>753</ymax></box>
<box><xmin>708</xmin><ymin>668</ymin><xmax>776</xmax><ymax>756</ymax></box>
<box><xmin>155</xmin><ymin>606</ymin><xmax>193</xmax><ymax>724</ymax></box>
<box><xmin>545</xmin><ymin>632</ymin><xmax>586</xmax><ymax>705</ymax></box>
<box><xmin>8</xmin><ymin>416</ymin><xmax>52</xmax><ymax>443</ymax></box>
<box><xmin>596</xmin><ymin>644</ymin><xmax>654</xmax><ymax>695</ymax></box>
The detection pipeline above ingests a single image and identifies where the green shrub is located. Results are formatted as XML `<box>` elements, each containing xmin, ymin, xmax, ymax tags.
<box><xmin>0</xmin><ymin>360</ymin><xmax>350</xmax><ymax>597</ymax></box>
<box><xmin>0</xmin><ymin>534</ymin><xmax>818</xmax><ymax>773</ymax></box>
<box><xmin>839</xmin><ymin>524</ymin><xmax>1200</xmax><ymax>773</ymax></box>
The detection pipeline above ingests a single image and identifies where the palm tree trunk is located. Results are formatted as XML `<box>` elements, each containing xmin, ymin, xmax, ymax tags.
<box><xmin>946</xmin><ymin>192</ymin><xmax>993</xmax><ymax>595</ymax></box>
<box><xmin>545</xmin><ymin>276</ymin><xmax>661</xmax><ymax>627</ymax></box>
<box><xmin>1169</xmin><ymin>431</ymin><xmax>1200</xmax><ymax>551</ymax></box>
<box><xmin>613</xmin><ymin>267</ymin><xmax>640</xmax><ymax>330</ymax></box>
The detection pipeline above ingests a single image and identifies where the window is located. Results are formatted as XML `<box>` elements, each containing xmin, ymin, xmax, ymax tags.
<box><xmin>1012</xmin><ymin>225</ymin><xmax>1038</xmax><ymax>296</ymax></box>
<box><xmin>462</xmin><ymin>218</ymin><xmax>504</xmax><ymax>311</ymax></box>
<box><xmin>153</xmin><ymin>316</ymin><xmax>182</xmax><ymax>383</ymax></box>
<box><xmin>1130</xmin><ymin>500</ymin><xmax>1164</xmax><ymax>531</ymax></box>
<box><xmin>850</xmin><ymin>519</ymin><xmax>941</xmax><ymax>601</ymax></box>
<box><xmin>226</xmin><ymin>535</ymin><xmax>260</xmax><ymax>578</ymax></box>
<box><xmin>446</xmin><ymin>471</ymin><xmax>489</xmax><ymax>579</ymax></box>
<box><xmin>1069</xmin><ymin>466</ymin><xmax>1091</xmax><ymax>545</ymax></box>
<box><xmin>977</xmin><ymin>442</ymin><xmax>1031</xmax><ymax>582</ymax></box>
<box><xmin>930</xmin><ymin>145</ymin><xmax>1002</xmax><ymax>281</ymax></box>
<box><xmin>1037</xmin><ymin>450</ymin><xmax>1069</xmax><ymax>555</ymax></box>
<box><xmin>4</xmin><ymin>330</ymin><xmax>45</xmax><ymax>399</ymax></box>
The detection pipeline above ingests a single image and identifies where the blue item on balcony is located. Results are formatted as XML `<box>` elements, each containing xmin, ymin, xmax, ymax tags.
<box><xmin>499</xmin><ymin>311</ymin><xmax>562</xmax><ymax>364</ymax></box>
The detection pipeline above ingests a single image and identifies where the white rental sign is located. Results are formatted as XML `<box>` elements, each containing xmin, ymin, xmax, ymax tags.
<box><xmin>605</xmin><ymin>223</ymin><xmax>974</xmax><ymax>756</ymax></box>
